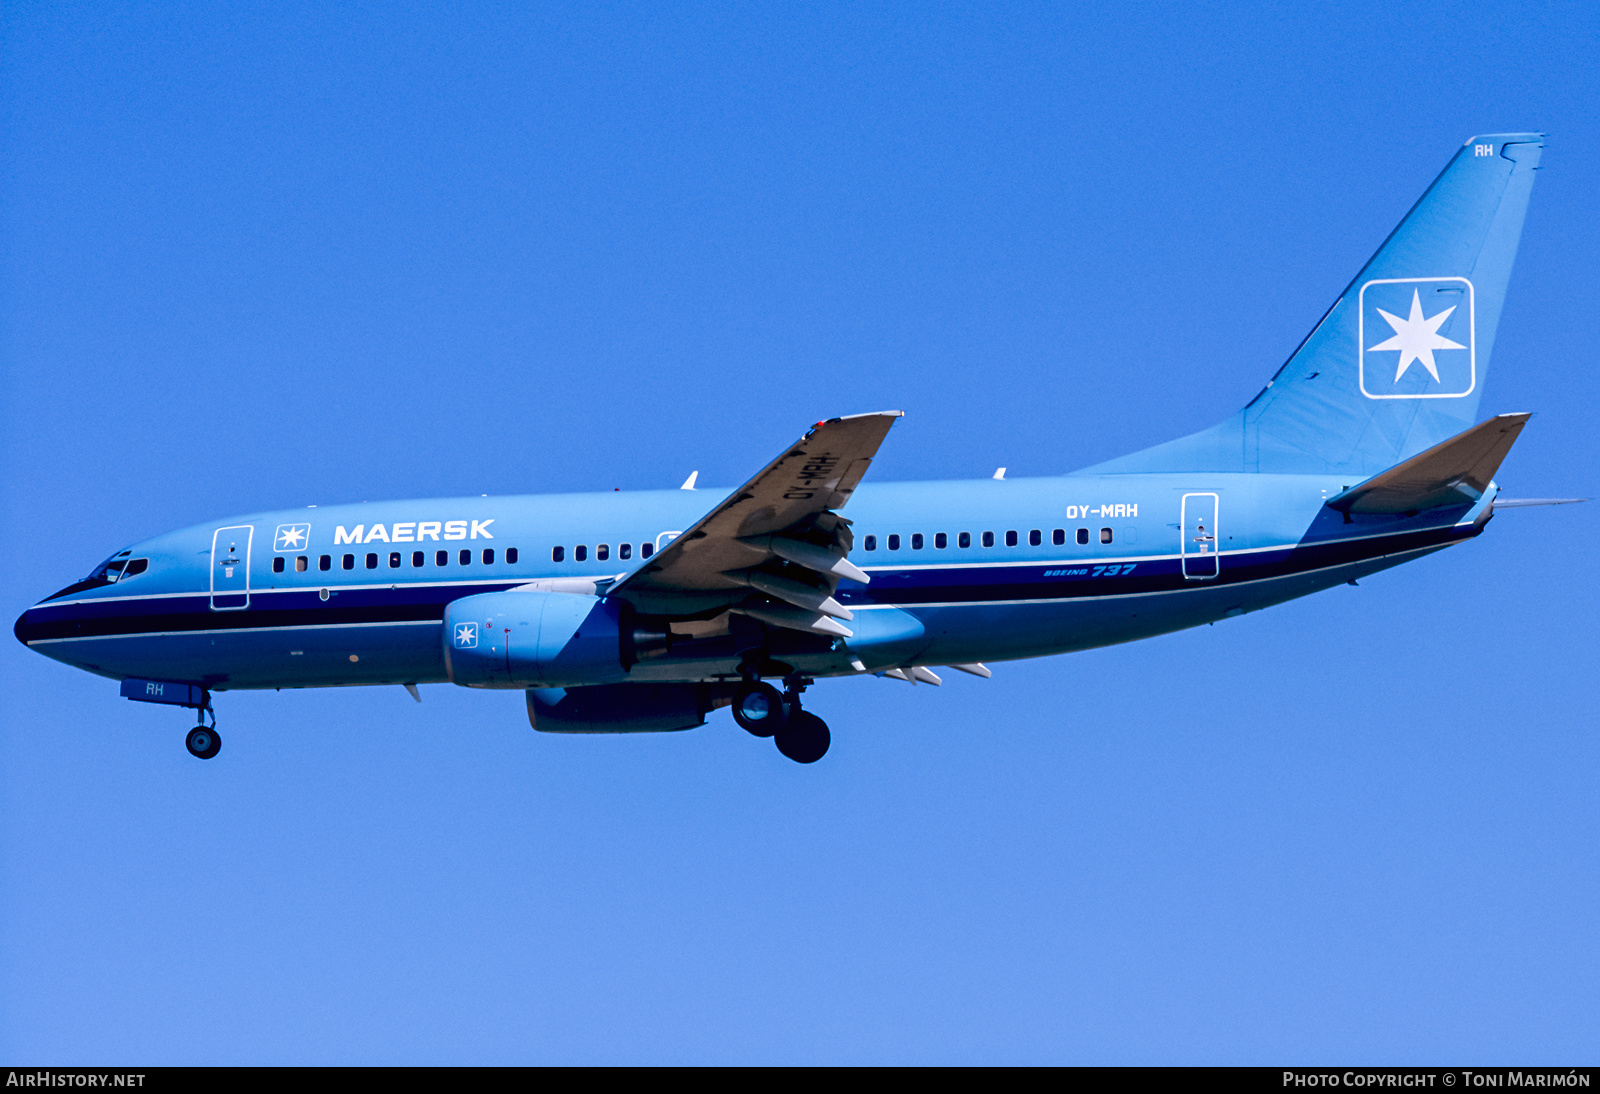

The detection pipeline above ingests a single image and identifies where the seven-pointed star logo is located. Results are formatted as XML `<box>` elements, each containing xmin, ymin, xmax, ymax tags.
<box><xmin>1367</xmin><ymin>288</ymin><xmax>1466</xmax><ymax>383</ymax></box>
<box><xmin>453</xmin><ymin>623</ymin><xmax>478</xmax><ymax>649</ymax></box>
<box><xmin>274</xmin><ymin>524</ymin><xmax>309</xmax><ymax>551</ymax></box>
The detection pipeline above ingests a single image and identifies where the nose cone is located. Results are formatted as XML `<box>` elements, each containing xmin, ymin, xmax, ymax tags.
<box><xmin>16</xmin><ymin>589</ymin><xmax>73</xmax><ymax>649</ymax></box>
<box><xmin>15</xmin><ymin>604</ymin><xmax>38</xmax><ymax>648</ymax></box>
<box><xmin>15</xmin><ymin>595</ymin><xmax>95</xmax><ymax>673</ymax></box>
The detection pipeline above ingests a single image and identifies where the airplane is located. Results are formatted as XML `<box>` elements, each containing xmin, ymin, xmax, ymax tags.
<box><xmin>13</xmin><ymin>132</ymin><xmax>1581</xmax><ymax>764</ymax></box>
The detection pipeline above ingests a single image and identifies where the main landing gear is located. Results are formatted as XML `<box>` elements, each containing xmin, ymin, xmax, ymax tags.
<box><xmin>731</xmin><ymin>673</ymin><xmax>830</xmax><ymax>764</ymax></box>
<box><xmin>185</xmin><ymin>696</ymin><xmax>220</xmax><ymax>760</ymax></box>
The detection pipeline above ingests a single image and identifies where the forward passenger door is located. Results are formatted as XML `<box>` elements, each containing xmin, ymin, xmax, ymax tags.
<box><xmin>210</xmin><ymin>525</ymin><xmax>254</xmax><ymax>610</ymax></box>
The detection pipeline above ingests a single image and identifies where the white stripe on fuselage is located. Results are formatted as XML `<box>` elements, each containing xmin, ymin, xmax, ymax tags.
<box><xmin>28</xmin><ymin>618</ymin><xmax>446</xmax><ymax>645</ymax></box>
<box><xmin>31</xmin><ymin>543</ymin><xmax>1445</xmax><ymax>646</ymax></box>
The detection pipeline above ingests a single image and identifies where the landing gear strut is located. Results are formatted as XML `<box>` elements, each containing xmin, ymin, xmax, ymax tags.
<box><xmin>772</xmin><ymin>677</ymin><xmax>829</xmax><ymax>763</ymax></box>
<box><xmin>185</xmin><ymin>695</ymin><xmax>220</xmax><ymax>760</ymax></box>
<box><xmin>731</xmin><ymin>655</ymin><xmax>831</xmax><ymax>762</ymax></box>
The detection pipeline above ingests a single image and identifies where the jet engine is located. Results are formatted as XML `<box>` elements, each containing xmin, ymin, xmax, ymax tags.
<box><xmin>442</xmin><ymin>589</ymin><xmax>668</xmax><ymax>688</ymax></box>
<box><xmin>527</xmin><ymin>683</ymin><xmax>722</xmax><ymax>733</ymax></box>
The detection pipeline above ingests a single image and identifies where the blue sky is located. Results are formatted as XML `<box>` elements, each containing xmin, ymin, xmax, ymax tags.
<box><xmin>3</xmin><ymin>1</ymin><xmax>1597</xmax><ymax>1064</ymax></box>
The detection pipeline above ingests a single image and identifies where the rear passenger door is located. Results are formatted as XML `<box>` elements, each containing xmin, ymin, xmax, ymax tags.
<box><xmin>1180</xmin><ymin>494</ymin><xmax>1219</xmax><ymax>580</ymax></box>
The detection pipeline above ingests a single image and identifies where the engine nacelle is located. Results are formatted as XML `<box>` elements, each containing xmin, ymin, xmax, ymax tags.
<box><xmin>444</xmin><ymin>589</ymin><xmax>643</xmax><ymax>688</ymax></box>
<box><xmin>527</xmin><ymin>684</ymin><xmax>712</xmax><ymax>734</ymax></box>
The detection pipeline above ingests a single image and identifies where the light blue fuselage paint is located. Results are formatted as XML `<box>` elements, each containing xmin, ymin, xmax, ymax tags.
<box><xmin>11</xmin><ymin>133</ymin><xmax>1546</xmax><ymax>727</ymax></box>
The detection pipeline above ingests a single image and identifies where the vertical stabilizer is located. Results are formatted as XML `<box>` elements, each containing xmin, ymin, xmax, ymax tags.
<box><xmin>1086</xmin><ymin>134</ymin><xmax>1542</xmax><ymax>476</ymax></box>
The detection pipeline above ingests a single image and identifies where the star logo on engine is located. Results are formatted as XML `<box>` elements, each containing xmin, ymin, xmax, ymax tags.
<box><xmin>453</xmin><ymin>623</ymin><xmax>478</xmax><ymax>649</ymax></box>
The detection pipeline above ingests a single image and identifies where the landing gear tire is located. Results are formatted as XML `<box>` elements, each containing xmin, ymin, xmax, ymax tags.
<box><xmin>186</xmin><ymin>725</ymin><xmax>221</xmax><ymax>760</ymax></box>
<box><xmin>732</xmin><ymin>681</ymin><xmax>788</xmax><ymax>737</ymax></box>
<box><xmin>775</xmin><ymin>711</ymin><xmax>830</xmax><ymax>764</ymax></box>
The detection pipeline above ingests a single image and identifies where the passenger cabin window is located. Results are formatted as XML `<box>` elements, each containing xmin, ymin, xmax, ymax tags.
<box><xmin>389</xmin><ymin>552</ymin><xmax>401</xmax><ymax>568</ymax></box>
<box><xmin>366</xmin><ymin>553</ymin><xmax>379</xmax><ymax>569</ymax></box>
<box><xmin>1005</xmin><ymin>530</ymin><xmax>1018</xmax><ymax>547</ymax></box>
<box><xmin>343</xmin><ymin>554</ymin><xmax>355</xmax><ymax>570</ymax></box>
<box><xmin>596</xmin><ymin>544</ymin><xmax>609</xmax><ymax>562</ymax></box>
<box><xmin>319</xmin><ymin>555</ymin><xmax>331</xmax><ymax>571</ymax></box>
<box><xmin>552</xmin><ymin>546</ymin><xmax>564</xmax><ymax>562</ymax></box>
<box><xmin>1100</xmin><ymin>528</ymin><xmax>1113</xmax><ymax>544</ymax></box>
<box><xmin>412</xmin><ymin>551</ymin><xmax>424</xmax><ymax>567</ymax></box>
<box><xmin>273</xmin><ymin>557</ymin><xmax>285</xmax><ymax>574</ymax></box>
<box><xmin>887</xmin><ymin>534</ymin><xmax>901</xmax><ymax>551</ymax></box>
<box><xmin>958</xmin><ymin>532</ymin><xmax>971</xmax><ymax>549</ymax></box>
<box><xmin>575</xmin><ymin>545</ymin><xmax>587</xmax><ymax>562</ymax></box>
<box><xmin>436</xmin><ymin>550</ymin><xmax>448</xmax><ymax>566</ymax></box>
<box><xmin>1076</xmin><ymin>528</ymin><xmax>1089</xmax><ymax>545</ymax></box>
<box><xmin>296</xmin><ymin>556</ymin><xmax>308</xmax><ymax>572</ymax></box>
<box><xmin>911</xmin><ymin>533</ymin><xmax>924</xmax><ymax>550</ymax></box>
<box><xmin>934</xmin><ymin>533</ymin><xmax>947</xmax><ymax>549</ymax></box>
<box><xmin>506</xmin><ymin>548</ymin><xmax>519</xmax><ymax>564</ymax></box>
<box><xmin>482</xmin><ymin>548</ymin><xmax>495</xmax><ymax>565</ymax></box>
<box><xmin>619</xmin><ymin>543</ymin><xmax>631</xmax><ymax>560</ymax></box>
<box><xmin>864</xmin><ymin>535</ymin><xmax>877</xmax><ymax>551</ymax></box>
<box><xmin>1052</xmin><ymin>529</ymin><xmax>1065</xmax><ymax>546</ymax></box>
<box><xmin>641</xmin><ymin>542</ymin><xmax>653</xmax><ymax>558</ymax></box>
<box><xmin>982</xmin><ymin>531</ymin><xmax>994</xmax><ymax>548</ymax></box>
<box><xmin>460</xmin><ymin>549</ymin><xmax>471</xmax><ymax>565</ymax></box>
<box><xmin>1029</xmin><ymin>529</ymin><xmax>1042</xmax><ymax>547</ymax></box>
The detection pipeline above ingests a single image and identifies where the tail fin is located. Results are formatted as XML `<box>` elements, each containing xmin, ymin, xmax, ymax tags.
<box><xmin>1088</xmin><ymin>134</ymin><xmax>1543</xmax><ymax>476</ymax></box>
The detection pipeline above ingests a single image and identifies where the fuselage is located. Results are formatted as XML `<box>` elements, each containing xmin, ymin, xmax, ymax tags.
<box><xmin>14</xmin><ymin>471</ymin><xmax>1489</xmax><ymax>693</ymax></box>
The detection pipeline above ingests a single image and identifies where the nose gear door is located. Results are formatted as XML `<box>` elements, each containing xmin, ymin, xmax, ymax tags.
<box><xmin>1180</xmin><ymin>493</ymin><xmax>1220</xmax><ymax>580</ymax></box>
<box><xmin>211</xmin><ymin>525</ymin><xmax>254</xmax><ymax>610</ymax></box>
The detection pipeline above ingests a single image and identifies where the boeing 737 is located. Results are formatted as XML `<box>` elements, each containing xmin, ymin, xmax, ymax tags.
<box><xmin>14</xmin><ymin>133</ymin><xmax>1576</xmax><ymax>763</ymax></box>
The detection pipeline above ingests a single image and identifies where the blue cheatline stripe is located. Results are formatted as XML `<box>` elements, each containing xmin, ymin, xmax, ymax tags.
<box><xmin>844</xmin><ymin>522</ymin><xmax>1473</xmax><ymax>607</ymax></box>
<box><xmin>16</xmin><ymin>579</ymin><xmax>529</xmax><ymax>643</ymax></box>
<box><xmin>17</xmin><ymin>523</ymin><xmax>1474</xmax><ymax>645</ymax></box>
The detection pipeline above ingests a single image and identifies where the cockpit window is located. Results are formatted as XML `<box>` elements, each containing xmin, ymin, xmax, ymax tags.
<box><xmin>44</xmin><ymin>550</ymin><xmax>150</xmax><ymax>600</ymax></box>
<box><xmin>90</xmin><ymin>550</ymin><xmax>132</xmax><ymax>582</ymax></box>
<box><xmin>90</xmin><ymin>555</ymin><xmax>150</xmax><ymax>583</ymax></box>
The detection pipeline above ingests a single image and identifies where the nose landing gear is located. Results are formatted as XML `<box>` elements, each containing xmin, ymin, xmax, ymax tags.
<box><xmin>185</xmin><ymin>694</ymin><xmax>220</xmax><ymax>759</ymax></box>
<box><xmin>185</xmin><ymin>724</ymin><xmax>221</xmax><ymax>760</ymax></box>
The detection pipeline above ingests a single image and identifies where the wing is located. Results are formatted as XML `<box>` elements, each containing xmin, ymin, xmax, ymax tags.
<box><xmin>609</xmin><ymin>411</ymin><xmax>903</xmax><ymax>635</ymax></box>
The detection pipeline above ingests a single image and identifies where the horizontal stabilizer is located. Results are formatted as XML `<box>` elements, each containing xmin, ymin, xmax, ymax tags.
<box><xmin>1493</xmin><ymin>497</ymin><xmax>1589</xmax><ymax>509</ymax></box>
<box><xmin>1327</xmin><ymin>413</ymin><xmax>1529</xmax><ymax>514</ymax></box>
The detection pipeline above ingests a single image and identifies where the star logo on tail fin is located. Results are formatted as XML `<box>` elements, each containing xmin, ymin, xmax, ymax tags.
<box><xmin>1368</xmin><ymin>288</ymin><xmax>1466</xmax><ymax>383</ymax></box>
<box><xmin>1357</xmin><ymin>277</ymin><xmax>1476</xmax><ymax>399</ymax></box>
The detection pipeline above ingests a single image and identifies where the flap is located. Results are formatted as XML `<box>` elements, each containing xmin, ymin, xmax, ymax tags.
<box><xmin>609</xmin><ymin>412</ymin><xmax>902</xmax><ymax>625</ymax></box>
